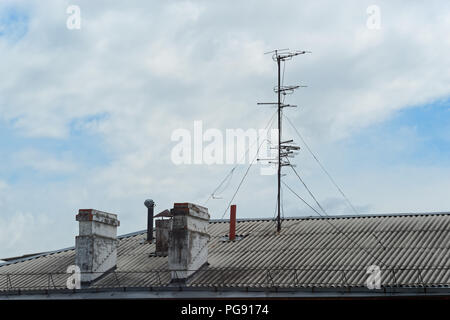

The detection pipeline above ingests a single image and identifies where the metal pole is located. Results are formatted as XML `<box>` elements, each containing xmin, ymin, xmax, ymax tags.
<box><xmin>229</xmin><ymin>204</ymin><xmax>236</xmax><ymax>241</ymax></box>
<box><xmin>144</xmin><ymin>199</ymin><xmax>155</xmax><ymax>242</ymax></box>
<box><xmin>260</xmin><ymin>49</ymin><xmax>309</xmax><ymax>233</ymax></box>
<box><xmin>277</xmin><ymin>54</ymin><xmax>281</xmax><ymax>233</ymax></box>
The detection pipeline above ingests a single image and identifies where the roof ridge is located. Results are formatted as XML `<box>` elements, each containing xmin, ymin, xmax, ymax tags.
<box><xmin>209</xmin><ymin>211</ymin><xmax>450</xmax><ymax>223</ymax></box>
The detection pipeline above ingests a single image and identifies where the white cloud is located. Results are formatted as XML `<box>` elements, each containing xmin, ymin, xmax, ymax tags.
<box><xmin>0</xmin><ymin>211</ymin><xmax>40</xmax><ymax>258</ymax></box>
<box><xmin>0</xmin><ymin>180</ymin><xmax>9</xmax><ymax>209</ymax></box>
<box><xmin>12</xmin><ymin>148</ymin><xmax>78</xmax><ymax>173</ymax></box>
<box><xmin>0</xmin><ymin>0</ymin><xmax>450</xmax><ymax>256</ymax></box>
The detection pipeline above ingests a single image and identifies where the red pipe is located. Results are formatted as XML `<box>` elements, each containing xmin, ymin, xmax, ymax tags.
<box><xmin>229</xmin><ymin>205</ymin><xmax>236</xmax><ymax>241</ymax></box>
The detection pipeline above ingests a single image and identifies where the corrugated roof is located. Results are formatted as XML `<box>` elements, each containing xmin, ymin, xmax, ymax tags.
<box><xmin>0</xmin><ymin>212</ymin><xmax>449</xmax><ymax>292</ymax></box>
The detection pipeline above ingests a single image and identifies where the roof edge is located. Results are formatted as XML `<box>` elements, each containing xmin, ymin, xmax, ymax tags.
<box><xmin>1</xmin><ymin>286</ymin><xmax>449</xmax><ymax>300</ymax></box>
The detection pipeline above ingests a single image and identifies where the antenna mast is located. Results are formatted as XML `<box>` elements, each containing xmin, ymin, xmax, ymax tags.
<box><xmin>258</xmin><ymin>49</ymin><xmax>310</xmax><ymax>233</ymax></box>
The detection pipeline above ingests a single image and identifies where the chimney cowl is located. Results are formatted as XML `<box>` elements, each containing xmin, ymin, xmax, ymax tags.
<box><xmin>144</xmin><ymin>199</ymin><xmax>155</xmax><ymax>208</ymax></box>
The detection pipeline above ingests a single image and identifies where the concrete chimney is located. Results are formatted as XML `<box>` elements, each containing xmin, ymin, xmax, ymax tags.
<box><xmin>155</xmin><ymin>218</ymin><xmax>172</xmax><ymax>256</ymax></box>
<box><xmin>75</xmin><ymin>209</ymin><xmax>120</xmax><ymax>283</ymax></box>
<box><xmin>153</xmin><ymin>209</ymin><xmax>173</xmax><ymax>256</ymax></box>
<box><xmin>168</xmin><ymin>203</ymin><xmax>210</xmax><ymax>282</ymax></box>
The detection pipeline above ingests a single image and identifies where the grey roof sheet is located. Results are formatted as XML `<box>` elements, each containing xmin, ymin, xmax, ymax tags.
<box><xmin>0</xmin><ymin>212</ymin><xmax>449</xmax><ymax>291</ymax></box>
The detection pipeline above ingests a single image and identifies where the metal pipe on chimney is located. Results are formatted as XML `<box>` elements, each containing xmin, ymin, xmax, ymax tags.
<box><xmin>144</xmin><ymin>199</ymin><xmax>155</xmax><ymax>242</ymax></box>
<box><xmin>229</xmin><ymin>204</ymin><xmax>236</xmax><ymax>241</ymax></box>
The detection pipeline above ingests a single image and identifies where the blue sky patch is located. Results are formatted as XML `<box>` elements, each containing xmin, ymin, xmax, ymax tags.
<box><xmin>0</xmin><ymin>118</ymin><xmax>112</xmax><ymax>184</ymax></box>
<box><xmin>343</xmin><ymin>97</ymin><xmax>450</xmax><ymax>168</ymax></box>
<box><xmin>0</xmin><ymin>5</ymin><xmax>29</xmax><ymax>42</ymax></box>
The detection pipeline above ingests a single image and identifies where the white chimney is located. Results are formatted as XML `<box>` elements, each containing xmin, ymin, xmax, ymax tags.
<box><xmin>168</xmin><ymin>203</ymin><xmax>210</xmax><ymax>282</ymax></box>
<box><xmin>75</xmin><ymin>209</ymin><xmax>120</xmax><ymax>283</ymax></box>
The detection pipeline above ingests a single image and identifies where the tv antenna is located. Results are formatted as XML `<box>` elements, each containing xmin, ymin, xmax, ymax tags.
<box><xmin>257</xmin><ymin>49</ymin><xmax>310</xmax><ymax>233</ymax></box>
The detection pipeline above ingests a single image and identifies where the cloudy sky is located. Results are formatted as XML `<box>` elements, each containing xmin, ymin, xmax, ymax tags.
<box><xmin>0</xmin><ymin>0</ymin><xmax>449</xmax><ymax>258</ymax></box>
